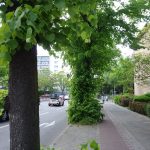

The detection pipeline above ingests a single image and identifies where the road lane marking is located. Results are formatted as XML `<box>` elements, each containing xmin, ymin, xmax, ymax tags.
<box><xmin>40</xmin><ymin>123</ymin><xmax>49</xmax><ymax>127</ymax></box>
<box><xmin>40</xmin><ymin>121</ymin><xmax>56</xmax><ymax>128</ymax></box>
<box><xmin>0</xmin><ymin>124</ymin><xmax>9</xmax><ymax>129</ymax></box>
<box><xmin>40</xmin><ymin>112</ymin><xmax>49</xmax><ymax>116</ymax></box>
<box><xmin>44</xmin><ymin>121</ymin><xmax>55</xmax><ymax>128</ymax></box>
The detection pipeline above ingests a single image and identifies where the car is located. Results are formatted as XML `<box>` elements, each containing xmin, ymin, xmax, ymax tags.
<box><xmin>48</xmin><ymin>93</ymin><xmax>64</xmax><ymax>106</ymax></box>
<box><xmin>64</xmin><ymin>95</ymin><xmax>69</xmax><ymax>100</ymax></box>
<box><xmin>0</xmin><ymin>110</ymin><xmax>9</xmax><ymax>122</ymax></box>
<box><xmin>0</xmin><ymin>95</ymin><xmax>9</xmax><ymax>122</ymax></box>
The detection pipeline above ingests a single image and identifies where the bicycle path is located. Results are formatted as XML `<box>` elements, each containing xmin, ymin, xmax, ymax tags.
<box><xmin>101</xmin><ymin>101</ymin><xmax>150</xmax><ymax>150</ymax></box>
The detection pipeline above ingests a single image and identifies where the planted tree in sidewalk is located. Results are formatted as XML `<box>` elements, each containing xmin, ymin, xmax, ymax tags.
<box><xmin>0</xmin><ymin>1</ymin><xmax>66</xmax><ymax>150</ymax></box>
<box><xmin>57</xmin><ymin>1</ymin><xmax>150</xmax><ymax>124</ymax></box>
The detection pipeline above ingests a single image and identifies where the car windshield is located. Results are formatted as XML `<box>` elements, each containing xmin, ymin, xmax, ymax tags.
<box><xmin>51</xmin><ymin>94</ymin><xmax>58</xmax><ymax>99</ymax></box>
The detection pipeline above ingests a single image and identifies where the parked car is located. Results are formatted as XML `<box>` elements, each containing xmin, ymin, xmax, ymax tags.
<box><xmin>64</xmin><ymin>95</ymin><xmax>69</xmax><ymax>100</ymax></box>
<box><xmin>48</xmin><ymin>93</ymin><xmax>64</xmax><ymax>106</ymax></box>
<box><xmin>0</xmin><ymin>96</ymin><xmax>9</xmax><ymax>122</ymax></box>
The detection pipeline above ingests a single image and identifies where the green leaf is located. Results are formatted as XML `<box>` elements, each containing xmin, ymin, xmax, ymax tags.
<box><xmin>26</xmin><ymin>27</ymin><xmax>33</xmax><ymax>43</ymax></box>
<box><xmin>45</xmin><ymin>33</ymin><xmax>55</xmax><ymax>42</ymax></box>
<box><xmin>28</xmin><ymin>11</ymin><xmax>38</xmax><ymax>22</ymax></box>
<box><xmin>80</xmin><ymin>31</ymin><xmax>90</xmax><ymax>41</ymax></box>
<box><xmin>7</xmin><ymin>39</ymin><xmax>18</xmax><ymax>50</ymax></box>
<box><xmin>55</xmin><ymin>0</ymin><xmax>66</xmax><ymax>9</ymax></box>
<box><xmin>0</xmin><ymin>45</ymin><xmax>11</xmax><ymax>63</ymax></box>
<box><xmin>90</xmin><ymin>140</ymin><xmax>100</xmax><ymax>150</ymax></box>
<box><xmin>6</xmin><ymin>12</ymin><xmax>14</xmax><ymax>20</ymax></box>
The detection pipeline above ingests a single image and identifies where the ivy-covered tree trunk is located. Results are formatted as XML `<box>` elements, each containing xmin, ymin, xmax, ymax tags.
<box><xmin>9</xmin><ymin>46</ymin><xmax>40</xmax><ymax>150</ymax></box>
<box><xmin>68</xmin><ymin>59</ymin><xmax>103</xmax><ymax>124</ymax></box>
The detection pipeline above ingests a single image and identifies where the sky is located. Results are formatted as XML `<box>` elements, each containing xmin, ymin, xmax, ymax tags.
<box><xmin>37</xmin><ymin>45</ymin><xmax>49</xmax><ymax>56</ymax></box>
<box><xmin>37</xmin><ymin>44</ymin><xmax>134</xmax><ymax>57</ymax></box>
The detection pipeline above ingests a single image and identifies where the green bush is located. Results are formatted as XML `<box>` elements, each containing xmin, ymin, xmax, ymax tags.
<box><xmin>41</xmin><ymin>140</ymin><xmax>100</xmax><ymax>150</ymax></box>
<box><xmin>113</xmin><ymin>95</ymin><xmax>122</xmax><ymax>104</ymax></box>
<box><xmin>0</xmin><ymin>90</ymin><xmax>8</xmax><ymax>115</ymax></box>
<box><xmin>134</xmin><ymin>95</ymin><xmax>150</xmax><ymax>103</ymax></box>
<box><xmin>145</xmin><ymin>104</ymin><xmax>150</xmax><ymax>117</ymax></box>
<box><xmin>68</xmin><ymin>98</ymin><xmax>103</xmax><ymax>124</ymax></box>
<box><xmin>113</xmin><ymin>93</ymin><xmax>133</xmax><ymax>107</ymax></box>
<box><xmin>120</xmin><ymin>94</ymin><xmax>133</xmax><ymax>107</ymax></box>
<box><xmin>129</xmin><ymin>101</ymin><xmax>147</xmax><ymax>115</ymax></box>
<box><xmin>144</xmin><ymin>93</ymin><xmax>150</xmax><ymax>97</ymax></box>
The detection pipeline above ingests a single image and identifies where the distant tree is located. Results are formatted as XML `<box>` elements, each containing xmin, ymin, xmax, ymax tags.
<box><xmin>102</xmin><ymin>57</ymin><xmax>134</xmax><ymax>94</ymax></box>
<box><xmin>38</xmin><ymin>69</ymin><xmax>55</xmax><ymax>94</ymax></box>
<box><xmin>52</xmin><ymin>71</ymin><xmax>70</xmax><ymax>94</ymax></box>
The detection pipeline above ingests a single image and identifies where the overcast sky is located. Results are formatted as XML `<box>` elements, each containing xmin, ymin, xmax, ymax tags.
<box><xmin>37</xmin><ymin>44</ymin><xmax>134</xmax><ymax>57</ymax></box>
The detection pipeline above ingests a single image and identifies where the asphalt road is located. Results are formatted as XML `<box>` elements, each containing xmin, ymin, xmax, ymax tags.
<box><xmin>0</xmin><ymin>100</ymin><xmax>68</xmax><ymax>150</ymax></box>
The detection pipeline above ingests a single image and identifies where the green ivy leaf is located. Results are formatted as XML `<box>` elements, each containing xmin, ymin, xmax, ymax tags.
<box><xmin>55</xmin><ymin>0</ymin><xmax>66</xmax><ymax>9</ymax></box>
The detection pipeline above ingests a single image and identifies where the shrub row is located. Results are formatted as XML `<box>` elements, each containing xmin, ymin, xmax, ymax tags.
<box><xmin>113</xmin><ymin>93</ymin><xmax>150</xmax><ymax>117</ymax></box>
<box><xmin>129</xmin><ymin>101</ymin><xmax>147</xmax><ymax>115</ymax></box>
<box><xmin>145</xmin><ymin>104</ymin><xmax>150</xmax><ymax>117</ymax></box>
<box><xmin>113</xmin><ymin>93</ymin><xmax>133</xmax><ymax>107</ymax></box>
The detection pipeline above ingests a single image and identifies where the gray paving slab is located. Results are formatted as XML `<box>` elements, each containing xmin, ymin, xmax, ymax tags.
<box><xmin>48</xmin><ymin>101</ymin><xmax>150</xmax><ymax>150</ymax></box>
<box><xmin>51</xmin><ymin>124</ymin><xmax>101</xmax><ymax>150</ymax></box>
<box><xmin>103</xmin><ymin>101</ymin><xmax>150</xmax><ymax>150</ymax></box>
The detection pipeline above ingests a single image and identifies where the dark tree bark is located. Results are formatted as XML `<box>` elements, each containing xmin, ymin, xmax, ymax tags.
<box><xmin>9</xmin><ymin>46</ymin><xmax>40</xmax><ymax>150</ymax></box>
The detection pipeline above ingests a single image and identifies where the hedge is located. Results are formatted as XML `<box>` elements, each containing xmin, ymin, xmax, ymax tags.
<box><xmin>129</xmin><ymin>101</ymin><xmax>147</xmax><ymax>115</ymax></box>
<box><xmin>146</xmin><ymin>104</ymin><xmax>150</xmax><ymax>117</ymax></box>
<box><xmin>113</xmin><ymin>93</ymin><xmax>133</xmax><ymax>107</ymax></box>
<box><xmin>134</xmin><ymin>95</ymin><xmax>150</xmax><ymax>103</ymax></box>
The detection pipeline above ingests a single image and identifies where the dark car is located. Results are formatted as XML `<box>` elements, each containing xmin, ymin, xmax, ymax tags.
<box><xmin>0</xmin><ymin>96</ymin><xmax>9</xmax><ymax>122</ymax></box>
<box><xmin>48</xmin><ymin>93</ymin><xmax>64</xmax><ymax>106</ymax></box>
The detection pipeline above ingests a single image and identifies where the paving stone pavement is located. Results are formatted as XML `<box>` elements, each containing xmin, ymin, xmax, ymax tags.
<box><xmin>52</xmin><ymin>124</ymin><xmax>101</xmax><ymax>150</ymax></box>
<box><xmin>102</xmin><ymin>101</ymin><xmax>150</xmax><ymax>150</ymax></box>
<box><xmin>51</xmin><ymin>101</ymin><xmax>150</xmax><ymax>150</ymax></box>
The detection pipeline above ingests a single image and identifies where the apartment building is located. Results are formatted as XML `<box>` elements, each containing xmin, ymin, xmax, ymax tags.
<box><xmin>37</xmin><ymin>45</ymin><xmax>70</xmax><ymax>74</ymax></box>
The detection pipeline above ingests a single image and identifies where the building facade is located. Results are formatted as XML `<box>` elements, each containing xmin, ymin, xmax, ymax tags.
<box><xmin>134</xmin><ymin>24</ymin><xmax>150</xmax><ymax>95</ymax></box>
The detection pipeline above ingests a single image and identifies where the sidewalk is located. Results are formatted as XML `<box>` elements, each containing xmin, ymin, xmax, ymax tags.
<box><xmin>51</xmin><ymin>101</ymin><xmax>150</xmax><ymax>150</ymax></box>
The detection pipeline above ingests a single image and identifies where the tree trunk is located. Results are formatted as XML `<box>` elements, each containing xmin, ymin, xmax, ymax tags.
<box><xmin>9</xmin><ymin>46</ymin><xmax>40</xmax><ymax>150</ymax></box>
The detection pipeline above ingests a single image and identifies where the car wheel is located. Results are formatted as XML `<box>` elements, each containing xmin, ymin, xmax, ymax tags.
<box><xmin>48</xmin><ymin>103</ymin><xmax>51</xmax><ymax>106</ymax></box>
<box><xmin>62</xmin><ymin>102</ymin><xmax>64</xmax><ymax>106</ymax></box>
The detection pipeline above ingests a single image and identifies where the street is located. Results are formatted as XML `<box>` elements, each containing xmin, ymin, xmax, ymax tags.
<box><xmin>0</xmin><ymin>100</ymin><xmax>68</xmax><ymax>150</ymax></box>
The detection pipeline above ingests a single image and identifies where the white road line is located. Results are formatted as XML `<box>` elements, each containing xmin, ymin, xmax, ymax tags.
<box><xmin>0</xmin><ymin>124</ymin><xmax>9</xmax><ymax>129</ymax></box>
<box><xmin>40</xmin><ymin>112</ymin><xmax>49</xmax><ymax>116</ymax></box>
<box><xmin>44</xmin><ymin>121</ymin><xmax>55</xmax><ymax>128</ymax></box>
<box><xmin>40</xmin><ymin>123</ymin><xmax>49</xmax><ymax>127</ymax></box>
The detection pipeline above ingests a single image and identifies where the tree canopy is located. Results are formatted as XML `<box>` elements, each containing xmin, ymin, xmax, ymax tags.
<box><xmin>102</xmin><ymin>57</ymin><xmax>134</xmax><ymax>95</ymax></box>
